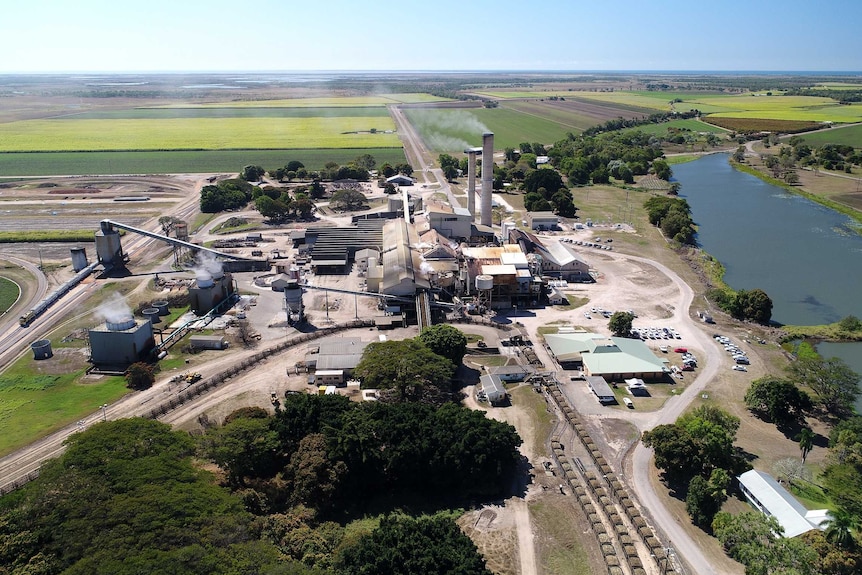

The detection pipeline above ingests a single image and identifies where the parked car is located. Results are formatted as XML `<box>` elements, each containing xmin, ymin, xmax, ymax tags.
<box><xmin>674</xmin><ymin>347</ymin><xmax>688</xmax><ymax>353</ymax></box>
<box><xmin>732</xmin><ymin>365</ymin><xmax>748</xmax><ymax>372</ymax></box>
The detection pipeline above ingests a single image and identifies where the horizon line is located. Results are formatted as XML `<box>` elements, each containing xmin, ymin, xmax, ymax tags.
<box><xmin>2</xmin><ymin>69</ymin><xmax>862</xmax><ymax>76</ymax></box>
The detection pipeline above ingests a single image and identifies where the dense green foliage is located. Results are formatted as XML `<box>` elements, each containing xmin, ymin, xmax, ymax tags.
<box><xmin>825</xmin><ymin>415</ymin><xmax>862</xmax><ymax>519</ymax></box>
<box><xmin>200</xmin><ymin>178</ymin><xmax>257</xmax><ymax>213</ymax></box>
<box><xmin>643</xmin><ymin>195</ymin><xmax>696</xmax><ymax>244</ymax></box>
<box><xmin>336</xmin><ymin>514</ymin><xmax>492</xmax><ymax>575</ymax></box>
<box><xmin>0</xmin><ymin>419</ymin><xmax>285</xmax><ymax>575</ymax></box>
<box><xmin>643</xmin><ymin>406</ymin><xmax>746</xmax><ymax>527</ymax></box>
<box><xmin>707</xmin><ymin>287</ymin><xmax>774</xmax><ymax>325</ymax></box>
<box><xmin>353</xmin><ymin>339</ymin><xmax>455</xmax><ymax>402</ymax></box>
<box><xmin>712</xmin><ymin>511</ymin><xmax>819</xmax><ymax>574</ymax></box>
<box><xmin>744</xmin><ymin>376</ymin><xmax>811</xmax><ymax>428</ymax></box>
<box><xmin>608</xmin><ymin>311</ymin><xmax>634</xmax><ymax>337</ymax></box>
<box><xmin>787</xmin><ymin>356</ymin><xmax>860</xmax><ymax>415</ymax></box>
<box><xmin>547</xmin><ymin>129</ymin><xmax>666</xmax><ymax>186</ymax></box>
<box><xmin>417</xmin><ymin>324</ymin><xmax>468</xmax><ymax>365</ymax></box>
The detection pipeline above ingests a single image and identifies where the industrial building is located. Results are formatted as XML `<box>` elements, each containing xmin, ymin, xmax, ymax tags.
<box><xmin>526</xmin><ymin>211</ymin><xmax>560</xmax><ymax>231</ymax></box>
<box><xmin>479</xmin><ymin>374</ymin><xmax>507</xmax><ymax>404</ymax></box>
<box><xmin>545</xmin><ymin>332</ymin><xmax>668</xmax><ymax>381</ymax></box>
<box><xmin>509</xmin><ymin>229</ymin><xmax>591</xmax><ymax>282</ymax></box>
<box><xmin>189</xmin><ymin>269</ymin><xmax>236</xmax><ymax>315</ymax></box>
<box><xmin>89</xmin><ymin>315</ymin><xmax>155</xmax><ymax>370</ymax></box>
<box><xmin>304</xmin><ymin>337</ymin><xmax>369</xmax><ymax>383</ymax></box>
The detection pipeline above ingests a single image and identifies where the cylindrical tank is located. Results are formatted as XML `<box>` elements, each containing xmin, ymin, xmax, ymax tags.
<box><xmin>106</xmin><ymin>316</ymin><xmax>136</xmax><ymax>331</ymax></box>
<box><xmin>152</xmin><ymin>300</ymin><xmax>169</xmax><ymax>316</ymax></box>
<box><xmin>196</xmin><ymin>273</ymin><xmax>214</xmax><ymax>288</ymax></box>
<box><xmin>475</xmin><ymin>274</ymin><xmax>494</xmax><ymax>291</ymax></box>
<box><xmin>70</xmin><ymin>247</ymin><xmax>88</xmax><ymax>272</ymax></box>
<box><xmin>288</xmin><ymin>265</ymin><xmax>300</xmax><ymax>281</ymax></box>
<box><xmin>31</xmin><ymin>339</ymin><xmax>53</xmax><ymax>360</ymax></box>
<box><xmin>285</xmin><ymin>280</ymin><xmax>303</xmax><ymax>307</ymax></box>
<box><xmin>142</xmin><ymin>308</ymin><xmax>161</xmax><ymax>325</ymax></box>
<box><xmin>95</xmin><ymin>228</ymin><xmax>123</xmax><ymax>267</ymax></box>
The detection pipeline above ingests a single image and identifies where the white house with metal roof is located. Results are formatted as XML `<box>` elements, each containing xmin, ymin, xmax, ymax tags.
<box><xmin>738</xmin><ymin>470</ymin><xmax>829</xmax><ymax>538</ymax></box>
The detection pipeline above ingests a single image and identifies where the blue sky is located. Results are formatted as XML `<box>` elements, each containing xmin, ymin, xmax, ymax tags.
<box><xmin>2</xmin><ymin>0</ymin><xmax>861</xmax><ymax>73</ymax></box>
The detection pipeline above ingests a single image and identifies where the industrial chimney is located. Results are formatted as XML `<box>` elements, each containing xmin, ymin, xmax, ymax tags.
<box><xmin>464</xmin><ymin>147</ymin><xmax>481</xmax><ymax>220</ymax></box>
<box><xmin>481</xmin><ymin>132</ymin><xmax>494</xmax><ymax>227</ymax></box>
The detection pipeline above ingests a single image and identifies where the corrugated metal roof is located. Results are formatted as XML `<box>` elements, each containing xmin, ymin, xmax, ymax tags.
<box><xmin>738</xmin><ymin>470</ymin><xmax>826</xmax><ymax>538</ymax></box>
<box><xmin>546</xmin><ymin>333</ymin><xmax>666</xmax><ymax>376</ymax></box>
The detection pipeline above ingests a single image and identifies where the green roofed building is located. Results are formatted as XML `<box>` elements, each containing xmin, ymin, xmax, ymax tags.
<box><xmin>545</xmin><ymin>332</ymin><xmax>669</xmax><ymax>381</ymax></box>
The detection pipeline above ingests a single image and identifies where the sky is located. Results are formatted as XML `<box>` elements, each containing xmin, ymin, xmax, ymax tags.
<box><xmin>2</xmin><ymin>0</ymin><xmax>861</xmax><ymax>73</ymax></box>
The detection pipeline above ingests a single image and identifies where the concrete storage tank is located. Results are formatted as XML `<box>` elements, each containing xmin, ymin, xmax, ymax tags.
<box><xmin>106</xmin><ymin>315</ymin><xmax>136</xmax><ymax>331</ymax></box>
<box><xmin>95</xmin><ymin>221</ymin><xmax>125</xmax><ymax>268</ymax></box>
<box><xmin>196</xmin><ymin>273</ymin><xmax>214</xmax><ymax>288</ymax></box>
<box><xmin>475</xmin><ymin>275</ymin><xmax>494</xmax><ymax>291</ymax></box>
<box><xmin>142</xmin><ymin>308</ymin><xmax>161</xmax><ymax>325</ymax></box>
<box><xmin>284</xmin><ymin>280</ymin><xmax>304</xmax><ymax>325</ymax></box>
<box><xmin>70</xmin><ymin>247</ymin><xmax>88</xmax><ymax>272</ymax></box>
<box><xmin>89</xmin><ymin>316</ymin><xmax>155</xmax><ymax>369</ymax></box>
<box><xmin>152</xmin><ymin>301</ymin><xmax>169</xmax><ymax>316</ymax></box>
<box><xmin>31</xmin><ymin>339</ymin><xmax>53</xmax><ymax>360</ymax></box>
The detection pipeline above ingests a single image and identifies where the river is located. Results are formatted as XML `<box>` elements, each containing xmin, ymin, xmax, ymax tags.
<box><xmin>673</xmin><ymin>153</ymin><xmax>862</xmax><ymax>411</ymax></box>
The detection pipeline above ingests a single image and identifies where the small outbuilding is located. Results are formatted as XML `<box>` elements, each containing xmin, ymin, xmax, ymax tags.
<box><xmin>585</xmin><ymin>375</ymin><xmax>616</xmax><ymax>404</ymax></box>
<box><xmin>479</xmin><ymin>374</ymin><xmax>508</xmax><ymax>404</ymax></box>
<box><xmin>189</xmin><ymin>335</ymin><xmax>229</xmax><ymax>350</ymax></box>
<box><xmin>738</xmin><ymin>470</ymin><xmax>829</xmax><ymax>538</ymax></box>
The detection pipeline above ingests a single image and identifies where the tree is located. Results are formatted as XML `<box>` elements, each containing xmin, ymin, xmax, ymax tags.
<box><xmin>824</xmin><ymin>508</ymin><xmax>859</xmax><ymax>550</ymax></box>
<box><xmin>773</xmin><ymin>457</ymin><xmax>811</xmax><ymax>485</ymax></box>
<box><xmin>787</xmin><ymin>356</ymin><xmax>860</xmax><ymax>414</ymax></box>
<box><xmin>618</xmin><ymin>164</ymin><xmax>635</xmax><ymax>184</ymax></box>
<box><xmin>608</xmin><ymin>311</ymin><xmax>634</xmax><ymax>337</ymax></box>
<box><xmin>255</xmin><ymin>195</ymin><xmax>289</xmax><ymax>221</ymax></box>
<box><xmin>353</xmin><ymin>339</ymin><xmax>455</xmax><ymax>402</ymax></box>
<box><xmin>686</xmin><ymin>469</ymin><xmax>730</xmax><ymax>528</ymax></box>
<box><xmin>839</xmin><ymin>315</ymin><xmax>862</xmax><ymax>333</ymax></box>
<box><xmin>125</xmin><ymin>362</ymin><xmax>155</xmax><ymax>390</ymax></box>
<box><xmin>198</xmin><ymin>416</ymin><xmax>281</xmax><ymax>486</ymax></box>
<box><xmin>285</xmin><ymin>160</ymin><xmax>305</xmax><ymax>173</ymax></box>
<box><xmin>744</xmin><ymin>377</ymin><xmax>811</xmax><ymax>427</ymax></box>
<box><xmin>283</xmin><ymin>433</ymin><xmax>346</xmax><ymax>511</ymax></box>
<box><xmin>417</xmin><ymin>324</ymin><xmax>468</xmax><ymax>366</ymax></box>
<box><xmin>652</xmin><ymin>159</ymin><xmax>672</xmax><ymax>180</ymax></box>
<box><xmin>797</xmin><ymin>427</ymin><xmax>815</xmax><ymax>463</ymax></box>
<box><xmin>442</xmin><ymin>164</ymin><xmax>459</xmax><ymax>182</ymax></box>
<box><xmin>336</xmin><ymin>514</ymin><xmax>493</xmax><ymax>575</ymax></box>
<box><xmin>329</xmin><ymin>189</ymin><xmax>367</xmax><ymax>211</ymax></box>
<box><xmin>735</xmin><ymin>288</ymin><xmax>773</xmax><ymax>324</ymax></box>
<box><xmin>395</xmin><ymin>163</ymin><xmax>414</xmax><ymax>177</ymax></box>
<box><xmin>353</xmin><ymin>153</ymin><xmax>376</xmax><ymax>171</ymax></box>
<box><xmin>524</xmin><ymin>168</ymin><xmax>564</xmax><ymax>196</ymax></box>
<box><xmin>241</xmin><ymin>165</ymin><xmax>265</xmax><ymax>182</ymax></box>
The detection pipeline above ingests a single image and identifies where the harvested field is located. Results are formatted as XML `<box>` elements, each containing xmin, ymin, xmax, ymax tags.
<box><xmin>62</xmin><ymin>107</ymin><xmax>393</xmax><ymax>120</ymax></box>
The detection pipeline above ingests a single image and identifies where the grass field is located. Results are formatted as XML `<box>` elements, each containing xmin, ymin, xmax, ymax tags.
<box><xmin>0</xmin><ymin>117</ymin><xmax>401</xmax><ymax>152</ymax></box>
<box><xmin>0</xmin><ymin>148</ymin><xmax>407</xmax><ymax>176</ymax></box>
<box><xmin>797</xmin><ymin>124</ymin><xmax>862</xmax><ymax>148</ymax></box>
<box><xmin>61</xmin><ymin>107</ymin><xmax>393</xmax><ymax>120</ymax></box>
<box><xmin>404</xmin><ymin>108</ymin><xmax>571</xmax><ymax>151</ymax></box>
<box><xmin>0</xmin><ymin>276</ymin><xmax>20</xmax><ymax>313</ymax></box>
<box><xmin>0</xmin><ymin>356</ymin><xmax>128</xmax><ymax>457</ymax></box>
<box><xmin>633</xmin><ymin>119</ymin><xmax>730</xmax><ymax>135</ymax></box>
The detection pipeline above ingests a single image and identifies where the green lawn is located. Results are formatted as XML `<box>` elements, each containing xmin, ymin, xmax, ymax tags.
<box><xmin>0</xmin><ymin>148</ymin><xmax>407</xmax><ymax>176</ymax></box>
<box><xmin>404</xmin><ymin>107</ymin><xmax>571</xmax><ymax>152</ymax></box>
<box><xmin>62</xmin><ymin>107</ymin><xmax>392</xmax><ymax>120</ymax></box>
<box><xmin>154</xmin><ymin>93</ymin><xmax>449</xmax><ymax>108</ymax></box>
<box><xmin>0</xmin><ymin>276</ymin><xmax>20</xmax><ymax>313</ymax></box>
<box><xmin>0</xmin><ymin>355</ymin><xmax>129</xmax><ymax>456</ymax></box>
<box><xmin>797</xmin><ymin>123</ymin><xmax>862</xmax><ymax>148</ymax></box>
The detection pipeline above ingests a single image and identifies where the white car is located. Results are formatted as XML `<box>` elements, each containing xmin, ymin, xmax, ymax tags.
<box><xmin>732</xmin><ymin>365</ymin><xmax>748</xmax><ymax>372</ymax></box>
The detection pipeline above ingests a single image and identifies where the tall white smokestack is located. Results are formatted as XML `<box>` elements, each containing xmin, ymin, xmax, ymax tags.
<box><xmin>481</xmin><ymin>132</ymin><xmax>494</xmax><ymax>227</ymax></box>
<box><xmin>465</xmin><ymin>147</ymin><xmax>480</xmax><ymax>220</ymax></box>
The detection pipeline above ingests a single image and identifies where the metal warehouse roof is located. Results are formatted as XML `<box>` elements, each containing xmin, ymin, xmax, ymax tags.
<box><xmin>545</xmin><ymin>333</ymin><xmax>666</xmax><ymax>376</ymax></box>
<box><xmin>738</xmin><ymin>470</ymin><xmax>828</xmax><ymax>538</ymax></box>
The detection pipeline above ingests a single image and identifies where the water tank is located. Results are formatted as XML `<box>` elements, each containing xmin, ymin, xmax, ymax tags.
<box><xmin>196</xmin><ymin>273</ymin><xmax>214</xmax><ymax>288</ymax></box>
<box><xmin>106</xmin><ymin>315</ymin><xmax>136</xmax><ymax>331</ymax></box>
<box><xmin>142</xmin><ymin>308</ymin><xmax>161</xmax><ymax>325</ymax></box>
<box><xmin>70</xmin><ymin>247</ymin><xmax>88</xmax><ymax>272</ymax></box>
<box><xmin>31</xmin><ymin>339</ymin><xmax>53</xmax><ymax>360</ymax></box>
<box><xmin>174</xmin><ymin>221</ymin><xmax>189</xmax><ymax>241</ymax></box>
<box><xmin>288</xmin><ymin>265</ymin><xmax>300</xmax><ymax>280</ymax></box>
<box><xmin>152</xmin><ymin>300</ymin><xmax>169</xmax><ymax>316</ymax></box>
<box><xmin>475</xmin><ymin>274</ymin><xmax>494</xmax><ymax>291</ymax></box>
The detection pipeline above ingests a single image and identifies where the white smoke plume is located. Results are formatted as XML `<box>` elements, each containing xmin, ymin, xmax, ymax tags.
<box><xmin>95</xmin><ymin>293</ymin><xmax>133</xmax><ymax>323</ymax></box>
<box><xmin>192</xmin><ymin>252</ymin><xmax>223</xmax><ymax>281</ymax></box>
<box><xmin>409</xmin><ymin>109</ymin><xmax>490</xmax><ymax>152</ymax></box>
